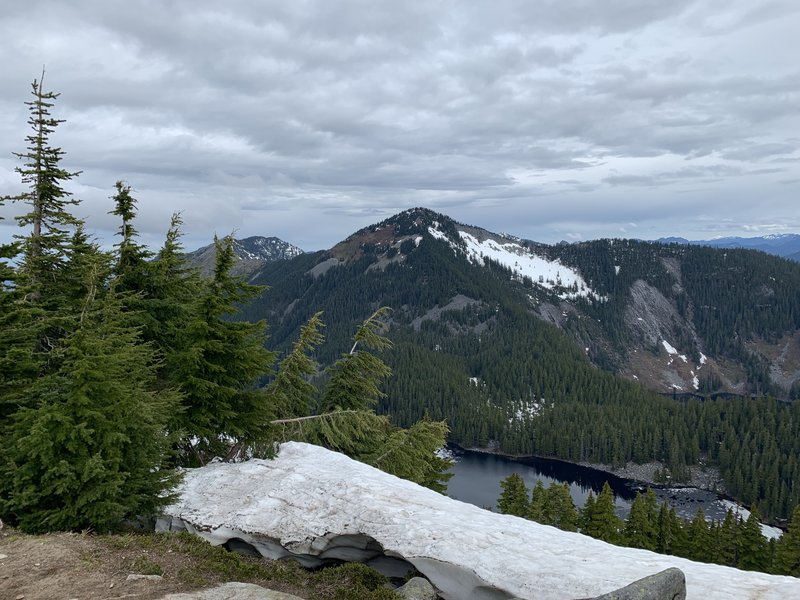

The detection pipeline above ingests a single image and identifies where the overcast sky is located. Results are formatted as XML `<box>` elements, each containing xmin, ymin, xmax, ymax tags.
<box><xmin>1</xmin><ymin>1</ymin><xmax>799</xmax><ymax>252</ymax></box>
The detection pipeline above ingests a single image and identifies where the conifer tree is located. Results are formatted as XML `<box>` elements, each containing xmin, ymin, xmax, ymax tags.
<box><xmin>624</xmin><ymin>489</ymin><xmax>658</xmax><ymax>550</ymax></box>
<box><xmin>685</xmin><ymin>508</ymin><xmax>713</xmax><ymax>563</ymax></box>
<box><xmin>528</xmin><ymin>479</ymin><xmax>547</xmax><ymax>522</ymax></box>
<box><xmin>6</xmin><ymin>72</ymin><xmax>81</xmax><ymax>300</ymax></box>
<box><xmin>109</xmin><ymin>180</ymin><xmax>153</xmax><ymax>293</ymax></box>
<box><xmin>498</xmin><ymin>473</ymin><xmax>529</xmax><ymax>517</ymax></box>
<box><xmin>775</xmin><ymin>504</ymin><xmax>800</xmax><ymax>575</ymax></box>
<box><xmin>169</xmin><ymin>235</ymin><xmax>276</xmax><ymax>464</ymax></box>
<box><xmin>0</xmin><ymin>244</ymin><xmax>179</xmax><ymax>532</ymax></box>
<box><xmin>715</xmin><ymin>509</ymin><xmax>740</xmax><ymax>566</ymax></box>
<box><xmin>266</xmin><ymin>312</ymin><xmax>325</xmax><ymax>419</ymax></box>
<box><xmin>322</xmin><ymin>307</ymin><xmax>392</xmax><ymax>411</ymax></box>
<box><xmin>546</xmin><ymin>483</ymin><xmax>579</xmax><ymax>532</ymax></box>
<box><xmin>738</xmin><ymin>508</ymin><xmax>769</xmax><ymax>571</ymax></box>
<box><xmin>582</xmin><ymin>482</ymin><xmax>623</xmax><ymax>543</ymax></box>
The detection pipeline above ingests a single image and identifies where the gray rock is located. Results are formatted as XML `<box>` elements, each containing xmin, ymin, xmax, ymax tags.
<box><xmin>126</xmin><ymin>573</ymin><xmax>163</xmax><ymax>583</ymax></box>
<box><xmin>158</xmin><ymin>582</ymin><xmax>305</xmax><ymax>599</ymax></box>
<box><xmin>396</xmin><ymin>577</ymin><xmax>437</xmax><ymax>600</ymax></box>
<box><xmin>589</xmin><ymin>567</ymin><xmax>686</xmax><ymax>600</ymax></box>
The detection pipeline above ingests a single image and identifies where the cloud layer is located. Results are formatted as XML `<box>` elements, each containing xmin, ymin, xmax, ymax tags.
<box><xmin>1</xmin><ymin>0</ymin><xmax>798</xmax><ymax>250</ymax></box>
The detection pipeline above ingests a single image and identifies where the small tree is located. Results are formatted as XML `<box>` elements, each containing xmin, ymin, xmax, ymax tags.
<box><xmin>498</xmin><ymin>473</ymin><xmax>529</xmax><ymax>517</ymax></box>
<box><xmin>582</xmin><ymin>482</ymin><xmax>623</xmax><ymax>543</ymax></box>
<box><xmin>624</xmin><ymin>489</ymin><xmax>658</xmax><ymax>550</ymax></box>
<box><xmin>775</xmin><ymin>504</ymin><xmax>800</xmax><ymax>575</ymax></box>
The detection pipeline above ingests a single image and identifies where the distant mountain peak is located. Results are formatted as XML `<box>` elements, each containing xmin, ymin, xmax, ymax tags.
<box><xmin>186</xmin><ymin>235</ymin><xmax>304</xmax><ymax>278</ymax></box>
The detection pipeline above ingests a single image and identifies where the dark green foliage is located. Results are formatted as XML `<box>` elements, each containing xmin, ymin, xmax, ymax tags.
<box><xmin>623</xmin><ymin>490</ymin><xmax>658</xmax><ymax>550</ymax></box>
<box><xmin>266</xmin><ymin>312</ymin><xmax>325</xmax><ymax>419</ymax></box>
<box><xmin>0</xmin><ymin>266</ymin><xmax>179</xmax><ymax>532</ymax></box>
<box><xmin>684</xmin><ymin>508</ymin><xmax>713</xmax><ymax>563</ymax></box>
<box><xmin>543</xmin><ymin>483</ymin><xmax>579</xmax><ymax>532</ymax></box>
<box><xmin>581</xmin><ymin>482</ymin><xmax>623</xmax><ymax>543</ymax></box>
<box><xmin>775</xmin><ymin>505</ymin><xmax>800</xmax><ymax>576</ymax></box>
<box><xmin>738</xmin><ymin>507</ymin><xmax>769</xmax><ymax>572</ymax></box>
<box><xmin>497</xmin><ymin>473</ymin><xmax>529</xmax><ymax>517</ymax></box>
<box><xmin>6</xmin><ymin>74</ymin><xmax>81</xmax><ymax>300</ymax></box>
<box><xmin>322</xmin><ymin>307</ymin><xmax>393</xmax><ymax>412</ymax></box>
<box><xmin>169</xmin><ymin>235</ymin><xmax>276</xmax><ymax>464</ymax></box>
<box><xmin>528</xmin><ymin>480</ymin><xmax>546</xmax><ymax>522</ymax></box>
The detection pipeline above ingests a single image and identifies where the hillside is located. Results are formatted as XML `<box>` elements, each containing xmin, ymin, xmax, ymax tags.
<box><xmin>237</xmin><ymin>207</ymin><xmax>800</xmax><ymax>520</ymax></box>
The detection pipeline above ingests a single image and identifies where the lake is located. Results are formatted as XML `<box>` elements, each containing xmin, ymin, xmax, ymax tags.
<box><xmin>445</xmin><ymin>447</ymin><xmax>732</xmax><ymax>522</ymax></box>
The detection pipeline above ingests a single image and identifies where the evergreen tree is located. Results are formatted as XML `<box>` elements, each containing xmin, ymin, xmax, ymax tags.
<box><xmin>6</xmin><ymin>72</ymin><xmax>81</xmax><ymax>300</ymax></box>
<box><xmin>0</xmin><ymin>247</ymin><xmax>179</xmax><ymax>532</ymax></box>
<box><xmin>685</xmin><ymin>508</ymin><xmax>713</xmax><ymax>563</ymax></box>
<box><xmin>624</xmin><ymin>489</ymin><xmax>658</xmax><ymax>550</ymax></box>
<box><xmin>498</xmin><ymin>473</ymin><xmax>529</xmax><ymax>517</ymax></box>
<box><xmin>169</xmin><ymin>235</ymin><xmax>276</xmax><ymax>464</ymax></box>
<box><xmin>528</xmin><ymin>479</ymin><xmax>547</xmax><ymax>522</ymax></box>
<box><xmin>775</xmin><ymin>505</ymin><xmax>800</xmax><ymax>576</ymax></box>
<box><xmin>582</xmin><ymin>482</ymin><xmax>623</xmax><ymax>543</ymax></box>
<box><xmin>715</xmin><ymin>509</ymin><xmax>740</xmax><ymax>566</ymax></box>
<box><xmin>546</xmin><ymin>483</ymin><xmax>579</xmax><ymax>532</ymax></box>
<box><xmin>738</xmin><ymin>507</ymin><xmax>769</xmax><ymax>571</ymax></box>
<box><xmin>109</xmin><ymin>180</ymin><xmax>153</xmax><ymax>293</ymax></box>
<box><xmin>266</xmin><ymin>312</ymin><xmax>325</xmax><ymax>419</ymax></box>
<box><xmin>322</xmin><ymin>307</ymin><xmax>392</xmax><ymax>411</ymax></box>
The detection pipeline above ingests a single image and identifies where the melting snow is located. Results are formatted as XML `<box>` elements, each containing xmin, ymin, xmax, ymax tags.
<box><xmin>718</xmin><ymin>500</ymin><xmax>783</xmax><ymax>540</ymax></box>
<box><xmin>162</xmin><ymin>443</ymin><xmax>798</xmax><ymax>600</ymax></box>
<box><xmin>662</xmin><ymin>340</ymin><xmax>678</xmax><ymax>355</ymax></box>
<box><xmin>457</xmin><ymin>231</ymin><xmax>599</xmax><ymax>300</ymax></box>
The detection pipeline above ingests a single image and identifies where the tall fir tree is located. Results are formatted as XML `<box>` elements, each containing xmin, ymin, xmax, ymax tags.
<box><xmin>685</xmin><ymin>508</ymin><xmax>714</xmax><ymax>563</ymax></box>
<box><xmin>738</xmin><ymin>507</ymin><xmax>769</xmax><ymax>571</ymax></box>
<box><xmin>322</xmin><ymin>307</ymin><xmax>393</xmax><ymax>412</ymax></box>
<box><xmin>7</xmin><ymin>72</ymin><xmax>81</xmax><ymax>301</ymax></box>
<box><xmin>169</xmin><ymin>234</ymin><xmax>276</xmax><ymax>464</ymax></box>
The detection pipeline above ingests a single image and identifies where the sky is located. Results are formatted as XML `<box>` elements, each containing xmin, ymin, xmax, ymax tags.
<box><xmin>1</xmin><ymin>1</ymin><xmax>798</xmax><ymax>252</ymax></box>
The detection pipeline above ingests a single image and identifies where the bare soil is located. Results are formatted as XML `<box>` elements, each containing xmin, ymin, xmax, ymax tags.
<box><xmin>0</xmin><ymin>525</ymin><xmax>311</xmax><ymax>600</ymax></box>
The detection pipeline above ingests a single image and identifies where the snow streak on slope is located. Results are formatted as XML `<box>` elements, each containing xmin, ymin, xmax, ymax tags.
<box><xmin>457</xmin><ymin>231</ymin><xmax>599</xmax><ymax>300</ymax></box>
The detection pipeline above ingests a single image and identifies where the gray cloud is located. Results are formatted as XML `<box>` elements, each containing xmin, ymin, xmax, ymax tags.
<box><xmin>0</xmin><ymin>0</ymin><xmax>798</xmax><ymax>251</ymax></box>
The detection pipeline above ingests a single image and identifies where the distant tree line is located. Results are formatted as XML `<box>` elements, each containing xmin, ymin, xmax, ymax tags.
<box><xmin>497</xmin><ymin>474</ymin><xmax>800</xmax><ymax>577</ymax></box>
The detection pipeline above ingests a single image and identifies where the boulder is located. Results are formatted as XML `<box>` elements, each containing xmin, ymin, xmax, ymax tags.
<box><xmin>588</xmin><ymin>567</ymin><xmax>686</xmax><ymax>600</ymax></box>
<box><xmin>396</xmin><ymin>576</ymin><xmax>438</xmax><ymax>600</ymax></box>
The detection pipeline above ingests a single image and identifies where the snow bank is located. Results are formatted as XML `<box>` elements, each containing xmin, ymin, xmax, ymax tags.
<box><xmin>160</xmin><ymin>442</ymin><xmax>798</xmax><ymax>600</ymax></box>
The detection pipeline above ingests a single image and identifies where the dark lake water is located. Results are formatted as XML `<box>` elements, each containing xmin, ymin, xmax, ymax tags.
<box><xmin>445</xmin><ymin>448</ymin><xmax>729</xmax><ymax>521</ymax></box>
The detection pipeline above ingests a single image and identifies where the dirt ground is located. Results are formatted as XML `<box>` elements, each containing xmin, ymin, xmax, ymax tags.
<box><xmin>0</xmin><ymin>524</ymin><xmax>308</xmax><ymax>600</ymax></box>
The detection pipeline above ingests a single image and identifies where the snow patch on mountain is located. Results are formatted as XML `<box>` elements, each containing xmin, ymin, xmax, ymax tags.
<box><xmin>456</xmin><ymin>231</ymin><xmax>599</xmax><ymax>300</ymax></box>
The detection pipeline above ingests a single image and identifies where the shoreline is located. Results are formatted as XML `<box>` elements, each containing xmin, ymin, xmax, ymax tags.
<box><xmin>452</xmin><ymin>443</ymin><xmax>727</xmax><ymax>495</ymax></box>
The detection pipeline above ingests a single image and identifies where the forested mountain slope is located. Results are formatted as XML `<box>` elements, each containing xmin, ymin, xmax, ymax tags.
<box><xmin>237</xmin><ymin>207</ymin><xmax>800</xmax><ymax>520</ymax></box>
